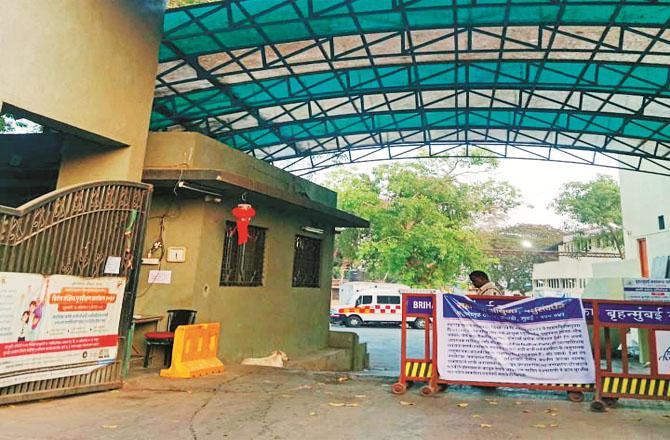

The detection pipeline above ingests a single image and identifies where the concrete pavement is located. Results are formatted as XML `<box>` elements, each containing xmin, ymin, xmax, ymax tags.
<box><xmin>331</xmin><ymin>324</ymin><xmax>426</xmax><ymax>376</ymax></box>
<box><xmin>1</xmin><ymin>366</ymin><xmax>668</xmax><ymax>440</ymax></box>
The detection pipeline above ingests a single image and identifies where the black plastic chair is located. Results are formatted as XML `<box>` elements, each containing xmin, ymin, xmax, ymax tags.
<box><xmin>143</xmin><ymin>309</ymin><xmax>197</xmax><ymax>368</ymax></box>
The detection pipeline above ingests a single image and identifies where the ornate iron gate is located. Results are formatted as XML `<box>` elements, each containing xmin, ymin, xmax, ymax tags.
<box><xmin>0</xmin><ymin>181</ymin><xmax>151</xmax><ymax>404</ymax></box>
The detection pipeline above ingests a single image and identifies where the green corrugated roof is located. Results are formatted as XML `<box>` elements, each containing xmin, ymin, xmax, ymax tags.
<box><xmin>153</xmin><ymin>0</ymin><xmax>670</xmax><ymax>174</ymax></box>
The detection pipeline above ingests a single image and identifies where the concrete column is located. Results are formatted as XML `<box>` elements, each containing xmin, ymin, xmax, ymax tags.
<box><xmin>0</xmin><ymin>1</ymin><xmax>165</xmax><ymax>187</ymax></box>
<box><xmin>57</xmin><ymin>133</ymin><xmax>150</xmax><ymax>187</ymax></box>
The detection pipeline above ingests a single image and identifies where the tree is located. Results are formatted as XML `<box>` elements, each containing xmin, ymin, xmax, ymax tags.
<box><xmin>0</xmin><ymin>114</ymin><xmax>30</xmax><ymax>133</ymax></box>
<box><xmin>325</xmin><ymin>159</ymin><xmax>520</xmax><ymax>288</ymax></box>
<box><xmin>552</xmin><ymin>175</ymin><xmax>624</xmax><ymax>257</ymax></box>
<box><xmin>0</xmin><ymin>115</ymin><xmax>10</xmax><ymax>132</ymax></box>
<box><xmin>481</xmin><ymin>224</ymin><xmax>564</xmax><ymax>293</ymax></box>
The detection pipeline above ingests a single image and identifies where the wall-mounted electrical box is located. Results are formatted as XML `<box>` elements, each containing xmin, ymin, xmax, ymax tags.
<box><xmin>167</xmin><ymin>246</ymin><xmax>186</xmax><ymax>263</ymax></box>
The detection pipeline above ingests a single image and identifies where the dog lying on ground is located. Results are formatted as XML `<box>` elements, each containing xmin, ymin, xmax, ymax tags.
<box><xmin>241</xmin><ymin>350</ymin><xmax>288</xmax><ymax>368</ymax></box>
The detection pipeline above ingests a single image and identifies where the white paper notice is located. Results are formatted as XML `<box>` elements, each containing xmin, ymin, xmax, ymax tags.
<box><xmin>148</xmin><ymin>270</ymin><xmax>172</xmax><ymax>284</ymax></box>
<box><xmin>103</xmin><ymin>256</ymin><xmax>122</xmax><ymax>275</ymax></box>
<box><xmin>656</xmin><ymin>331</ymin><xmax>670</xmax><ymax>375</ymax></box>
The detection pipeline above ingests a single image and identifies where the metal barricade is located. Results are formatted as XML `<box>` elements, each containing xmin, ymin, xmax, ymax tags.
<box><xmin>590</xmin><ymin>299</ymin><xmax>670</xmax><ymax>411</ymax></box>
<box><xmin>392</xmin><ymin>291</ymin><xmax>436</xmax><ymax>394</ymax></box>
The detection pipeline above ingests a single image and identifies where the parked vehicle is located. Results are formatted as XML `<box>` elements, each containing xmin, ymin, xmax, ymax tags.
<box><xmin>330</xmin><ymin>288</ymin><xmax>426</xmax><ymax>329</ymax></box>
<box><xmin>337</xmin><ymin>282</ymin><xmax>410</xmax><ymax>308</ymax></box>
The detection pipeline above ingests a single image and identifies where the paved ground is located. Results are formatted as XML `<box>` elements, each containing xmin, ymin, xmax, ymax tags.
<box><xmin>334</xmin><ymin>324</ymin><xmax>648</xmax><ymax>377</ymax></box>
<box><xmin>330</xmin><ymin>325</ymin><xmax>438</xmax><ymax>377</ymax></box>
<box><xmin>331</xmin><ymin>324</ymin><xmax>426</xmax><ymax>375</ymax></box>
<box><xmin>1</xmin><ymin>366</ymin><xmax>669</xmax><ymax>440</ymax></box>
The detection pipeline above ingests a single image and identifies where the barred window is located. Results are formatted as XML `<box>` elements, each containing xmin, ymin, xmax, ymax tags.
<box><xmin>292</xmin><ymin>235</ymin><xmax>322</xmax><ymax>288</ymax></box>
<box><xmin>220</xmin><ymin>221</ymin><xmax>266</xmax><ymax>286</ymax></box>
<box><xmin>563</xmin><ymin>278</ymin><xmax>576</xmax><ymax>289</ymax></box>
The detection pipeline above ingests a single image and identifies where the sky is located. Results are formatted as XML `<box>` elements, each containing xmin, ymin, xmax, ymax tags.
<box><xmin>310</xmin><ymin>157</ymin><xmax>619</xmax><ymax>230</ymax></box>
<box><xmin>480</xmin><ymin>159</ymin><xmax>618</xmax><ymax>228</ymax></box>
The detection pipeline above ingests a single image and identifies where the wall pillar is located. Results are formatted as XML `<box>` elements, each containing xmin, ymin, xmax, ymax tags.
<box><xmin>57</xmin><ymin>133</ymin><xmax>149</xmax><ymax>187</ymax></box>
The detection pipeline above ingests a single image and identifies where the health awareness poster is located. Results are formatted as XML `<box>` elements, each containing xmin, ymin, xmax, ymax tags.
<box><xmin>437</xmin><ymin>294</ymin><xmax>595</xmax><ymax>384</ymax></box>
<box><xmin>0</xmin><ymin>273</ymin><xmax>125</xmax><ymax>387</ymax></box>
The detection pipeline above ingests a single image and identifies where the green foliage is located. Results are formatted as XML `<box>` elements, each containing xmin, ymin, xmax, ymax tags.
<box><xmin>482</xmin><ymin>224</ymin><xmax>564</xmax><ymax>293</ymax></box>
<box><xmin>552</xmin><ymin>175</ymin><xmax>624</xmax><ymax>257</ymax></box>
<box><xmin>0</xmin><ymin>115</ymin><xmax>11</xmax><ymax>133</ymax></box>
<box><xmin>553</xmin><ymin>175</ymin><xmax>622</xmax><ymax>227</ymax></box>
<box><xmin>0</xmin><ymin>114</ymin><xmax>29</xmax><ymax>133</ymax></box>
<box><xmin>326</xmin><ymin>159</ymin><xmax>520</xmax><ymax>288</ymax></box>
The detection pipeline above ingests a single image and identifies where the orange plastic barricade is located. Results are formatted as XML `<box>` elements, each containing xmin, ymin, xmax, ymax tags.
<box><xmin>160</xmin><ymin>323</ymin><xmax>225</xmax><ymax>379</ymax></box>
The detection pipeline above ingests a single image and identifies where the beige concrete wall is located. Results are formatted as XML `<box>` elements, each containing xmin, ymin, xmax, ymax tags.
<box><xmin>619</xmin><ymin>169</ymin><xmax>670</xmax><ymax>261</ymax></box>
<box><xmin>0</xmin><ymin>0</ymin><xmax>165</xmax><ymax>185</ymax></box>
<box><xmin>145</xmin><ymin>132</ymin><xmax>338</xmax><ymax>207</ymax></box>
<box><xmin>135</xmin><ymin>194</ymin><xmax>335</xmax><ymax>362</ymax></box>
<box><xmin>135</xmin><ymin>197</ymin><xmax>206</xmax><ymax>313</ymax></box>
<box><xmin>597</xmin><ymin>169</ymin><xmax>670</xmax><ymax>278</ymax></box>
<box><xmin>591</xmin><ymin>259</ymin><xmax>640</xmax><ymax>278</ymax></box>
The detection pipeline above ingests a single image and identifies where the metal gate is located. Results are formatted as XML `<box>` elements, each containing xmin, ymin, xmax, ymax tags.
<box><xmin>0</xmin><ymin>181</ymin><xmax>151</xmax><ymax>404</ymax></box>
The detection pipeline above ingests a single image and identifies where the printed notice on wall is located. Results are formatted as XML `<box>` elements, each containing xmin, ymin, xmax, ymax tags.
<box><xmin>436</xmin><ymin>294</ymin><xmax>595</xmax><ymax>384</ymax></box>
<box><xmin>623</xmin><ymin>278</ymin><xmax>670</xmax><ymax>302</ymax></box>
<box><xmin>103</xmin><ymin>256</ymin><xmax>122</xmax><ymax>275</ymax></box>
<box><xmin>656</xmin><ymin>331</ymin><xmax>670</xmax><ymax>375</ymax></box>
<box><xmin>0</xmin><ymin>272</ymin><xmax>125</xmax><ymax>387</ymax></box>
<box><xmin>148</xmin><ymin>270</ymin><xmax>172</xmax><ymax>284</ymax></box>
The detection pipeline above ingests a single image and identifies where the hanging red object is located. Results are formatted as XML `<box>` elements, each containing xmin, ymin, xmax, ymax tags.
<box><xmin>231</xmin><ymin>203</ymin><xmax>256</xmax><ymax>245</ymax></box>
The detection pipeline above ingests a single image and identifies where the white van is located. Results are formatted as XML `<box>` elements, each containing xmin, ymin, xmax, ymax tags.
<box><xmin>337</xmin><ymin>282</ymin><xmax>410</xmax><ymax>307</ymax></box>
<box><xmin>330</xmin><ymin>288</ymin><xmax>426</xmax><ymax>329</ymax></box>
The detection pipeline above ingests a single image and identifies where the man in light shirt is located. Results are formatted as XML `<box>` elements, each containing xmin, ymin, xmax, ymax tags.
<box><xmin>469</xmin><ymin>270</ymin><xmax>503</xmax><ymax>296</ymax></box>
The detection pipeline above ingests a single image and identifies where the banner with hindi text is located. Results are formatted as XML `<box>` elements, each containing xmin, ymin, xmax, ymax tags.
<box><xmin>436</xmin><ymin>294</ymin><xmax>595</xmax><ymax>384</ymax></box>
<box><xmin>0</xmin><ymin>273</ymin><xmax>125</xmax><ymax>387</ymax></box>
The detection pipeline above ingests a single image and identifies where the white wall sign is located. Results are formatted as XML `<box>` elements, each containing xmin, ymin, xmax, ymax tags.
<box><xmin>148</xmin><ymin>270</ymin><xmax>172</xmax><ymax>284</ymax></box>
<box><xmin>656</xmin><ymin>331</ymin><xmax>670</xmax><ymax>375</ymax></box>
<box><xmin>623</xmin><ymin>278</ymin><xmax>670</xmax><ymax>302</ymax></box>
<box><xmin>103</xmin><ymin>256</ymin><xmax>122</xmax><ymax>275</ymax></box>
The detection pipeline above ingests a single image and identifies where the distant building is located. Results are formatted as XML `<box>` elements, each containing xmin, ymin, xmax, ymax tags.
<box><xmin>592</xmin><ymin>171</ymin><xmax>670</xmax><ymax>279</ymax></box>
<box><xmin>532</xmin><ymin>233</ymin><xmax>620</xmax><ymax>297</ymax></box>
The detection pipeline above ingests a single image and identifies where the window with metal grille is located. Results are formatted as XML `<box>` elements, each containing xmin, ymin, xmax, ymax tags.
<box><xmin>220</xmin><ymin>221</ymin><xmax>266</xmax><ymax>286</ymax></box>
<box><xmin>292</xmin><ymin>235</ymin><xmax>322</xmax><ymax>288</ymax></box>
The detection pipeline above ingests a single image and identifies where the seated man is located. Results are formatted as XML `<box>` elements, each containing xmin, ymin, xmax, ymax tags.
<box><xmin>469</xmin><ymin>270</ymin><xmax>503</xmax><ymax>296</ymax></box>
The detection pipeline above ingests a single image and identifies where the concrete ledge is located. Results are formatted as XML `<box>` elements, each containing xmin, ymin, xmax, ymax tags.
<box><xmin>285</xmin><ymin>348</ymin><xmax>352</xmax><ymax>371</ymax></box>
<box><xmin>328</xmin><ymin>330</ymin><xmax>359</xmax><ymax>349</ymax></box>
<box><xmin>328</xmin><ymin>331</ymin><xmax>369</xmax><ymax>371</ymax></box>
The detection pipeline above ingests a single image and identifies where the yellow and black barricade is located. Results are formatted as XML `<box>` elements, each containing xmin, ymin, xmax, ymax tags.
<box><xmin>590</xmin><ymin>299</ymin><xmax>670</xmax><ymax>411</ymax></box>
